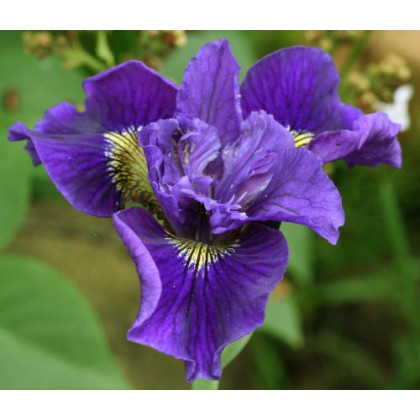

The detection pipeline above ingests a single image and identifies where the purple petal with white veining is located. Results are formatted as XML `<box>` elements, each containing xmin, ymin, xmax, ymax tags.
<box><xmin>176</xmin><ymin>39</ymin><xmax>242</xmax><ymax>146</ymax></box>
<box><xmin>113</xmin><ymin>207</ymin><xmax>289</xmax><ymax>381</ymax></box>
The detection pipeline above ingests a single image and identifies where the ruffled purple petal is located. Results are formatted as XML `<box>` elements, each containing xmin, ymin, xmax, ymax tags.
<box><xmin>176</xmin><ymin>39</ymin><xmax>242</xmax><ymax>146</ymax></box>
<box><xmin>113</xmin><ymin>207</ymin><xmax>289</xmax><ymax>382</ymax></box>
<box><xmin>344</xmin><ymin>113</ymin><xmax>402</xmax><ymax>168</ymax></box>
<box><xmin>141</xmin><ymin>118</ymin><xmax>221</xmax><ymax>235</ymax></box>
<box><xmin>84</xmin><ymin>60</ymin><xmax>178</xmax><ymax>132</ymax></box>
<box><xmin>8</xmin><ymin>122</ymin><xmax>41</xmax><ymax>166</ymax></box>
<box><xmin>215</xmin><ymin>111</ymin><xmax>294</xmax><ymax>205</ymax></box>
<box><xmin>241</xmin><ymin>46</ymin><xmax>342</xmax><ymax>134</ymax></box>
<box><xmin>309</xmin><ymin>112</ymin><xmax>402</xmax><ymax>168</ymax></box>
<box><xmin>248</xmin><ymin>148</ymin><xmax>345</xmax><ymax>244</ymax></box>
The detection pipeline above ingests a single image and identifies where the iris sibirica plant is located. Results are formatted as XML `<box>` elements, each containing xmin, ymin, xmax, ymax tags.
<box><xmin>8</xmin><ymin>39</ymin><xmax>401</xmax><ymax>382</ymax></box>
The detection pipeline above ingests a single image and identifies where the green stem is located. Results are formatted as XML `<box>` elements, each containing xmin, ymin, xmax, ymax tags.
<box><xmin>63</xmin><ymin>47</ymin><xmax>106</xmax><ymax>73</ymax></box>
<box><xmin>340</xmin><ymin>30</ymin><xmax>372</xmax><ymax>81</ymax></box>
<box><xmin>191</xmin><ymin>379</ymin><xmax>219</xmax><ymax>390</ymax></box>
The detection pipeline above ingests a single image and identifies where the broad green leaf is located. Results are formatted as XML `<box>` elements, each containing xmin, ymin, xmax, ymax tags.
<box><xmin>0</xmin><ymin>255</ymin><xmax>129</xmax><ymax>389</ymax></box>
<box><xmin>162</xmin><ymin>30</ymin><xmax>258</xmax><ymax>84</ymax></box>
<box><xmin>260</xmin><ymin>296</ymin><xmax>304</xmax><ymax>348</ymax></box>
<box><xmin>281</xmin><ymin>223</ymin><xmax>314</xmax><ymax>286</ymax></box>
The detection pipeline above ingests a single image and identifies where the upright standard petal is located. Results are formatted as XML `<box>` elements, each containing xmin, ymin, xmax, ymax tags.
<box><xmin>176</xmin><ymin>39</ymin><xmax>242</xmax><ymax>146</ymax></box>
<box><xmin>113</xmin><ymin>207</ymin><xmax>289</xmax><ymax>382</ymax></box>
<box><xmin>84</xmin><ymin>60</ymin><xmax>178</xmax><ymax>131</ymax></box>
<box><xmin>8</xmin><ymin>61</ymin><xmax>178</xmax><ymax>217</ymax></box>
<box><xmin>241</xmin><ymin>46</ymin><xmax>342</xmax><ymax>134</ymax></box>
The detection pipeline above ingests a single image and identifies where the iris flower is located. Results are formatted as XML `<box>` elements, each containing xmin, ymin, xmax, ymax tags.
<box><xmin>8</xmin><ymin>39</ymin><xmax>400</xmax><ymax>382</ymax></box>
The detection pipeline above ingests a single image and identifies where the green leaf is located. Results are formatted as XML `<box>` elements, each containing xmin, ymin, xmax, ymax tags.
<box><xmin>300</xmin><ymin>272</ymin><xmax>400</xmax><ymax>307</ymax></box>
<box><xmin>162</xmin><ymin>30</ymin><xmax>258</xmax><ymax>84</ymax></box>
<box><xmin>260</xmin><ymin>296</ymin><xmax>304</xmax><ymax>348</ymax></box>
<box><xmin>221</xmin><ymin>333</ymin><xmax>253</xmax><ymax>369</ymax></box>
<box><xmin>281</xmin><ymin>223</ymin><xmax>314</xmax><ymax>286</ymax></box>
<box><xmin>0</xmin><ymin>255</ymin><xmax>130</xmax><ymax>389</ymax></box>
<box><xmin>251</xmin><ymin>334</ymin><xmax>286</xmax><ymax>389</ymax></box>
<box><xmin>0</xmin><ymin>136</ymin><xmax>30</xmax><ymax>251</ymax></box>
<box><xmin>192</xmin><ymin>333</ymin><xmax>253</xmax><ymax>390</ymax></box>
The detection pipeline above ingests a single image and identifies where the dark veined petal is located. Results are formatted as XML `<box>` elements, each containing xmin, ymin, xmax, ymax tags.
<box><xmin>309</xmin><ymin>112</ymin><xmax>402</xmax><ymax>168</ymax></box>
<box><xmin>241</xmin><ymin>46</ymin><xmax>341</xmax><ymax>134</ymax></box>
<box><xmin>8</xmin><ymin>61</ymin><xmax>178</xmax><ymax>217</ymax></box>
<box><xmin>344</xmin><ymin>113</ymin><xmax>402</xmax><ymax>168</ymax></box>
<box><xmin>9</xmin><ymin>125</ymin><xmax>159</xmax><ymax>217</ymax></box>
<box><xmin>176</xmin><ymin>39</ymin><xmax>242</xmax><ymax>146</ymax></box>
<box><xmin>84</xmin><ymin>60</ymin><xmax>178</xmax><ymax>132</ymax></box>
<box><xmin>247</xmin><ymin>148</ymin><xmax>345</xmax><ymax>244</ymax></box>
<box><xmin>113</xmin><ymin>207</ymin><xmax>289</xmax><ymax>382</ymax></box>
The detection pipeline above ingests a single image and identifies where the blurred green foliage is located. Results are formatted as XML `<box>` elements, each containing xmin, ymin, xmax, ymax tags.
<box><xmin>0</xmin><ymin>30</ymin><xmax>419</xmax><ymax>390</ymax></box>
<box><xmin>0</xmin><ymin>256</ymin><xmax>129</xmax><ymax>389</ymax></box>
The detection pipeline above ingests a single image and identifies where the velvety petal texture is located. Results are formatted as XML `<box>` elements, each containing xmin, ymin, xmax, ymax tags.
<box><xmin>309</xmin><ymin>112</ymin><xmax>402</xmax><ymax>168</ymax></box>
<box><xmin>84</xmin><ymin>61</ymin><xmax>178</xmax><ymax>131</ymax></box>
<box><xmin>241</xmin><ymin>46</ymin><xmax>342</xmax><ymax>134</ymax></box>
<box><xmin>343</xmin><ymin>113</ymin><xmax>402</xmax><ymax>168</ymax></box>
<box><xmin>113</xmin><ymin>207</ymin><xmax>289</xmax><ymax>382</ymax></box>
<box><xmin>248</xmin><ymin>148</ymin><xmax>345</xmax><ymax>244</ymax></box>
<box><xmin>141</xmin><ymin>117</ymin><xmax>221</xmax><ymax>236</ymax></box>
<box><xmin>8</xmin><ymin>122</ymin><xmax>41</xmax><ymax>166</ymax></box>
<box><xmin>8</xmin><ymin>61</ymin><xmax>178</xmax><ymax>217</ymax></box>
<box><xmin>176</xmin><ymin>39</ymin><xmax>242</xmax><ymax>146</ymax></box>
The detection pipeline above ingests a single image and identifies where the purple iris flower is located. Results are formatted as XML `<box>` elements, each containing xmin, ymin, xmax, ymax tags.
<box><xmin>8</xmin><ymin>39</ymin><xmax>348</xmax><ymax>382</ymax></box>
<box><xmin>241</xmin><ymin>46</ymin><xmax>402</xmax><ymax>168</ymax></box>
<box><xmin>112</xmin><ymin>40</ymin><xmax>343</xmax><ymax>381</ymax></box>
